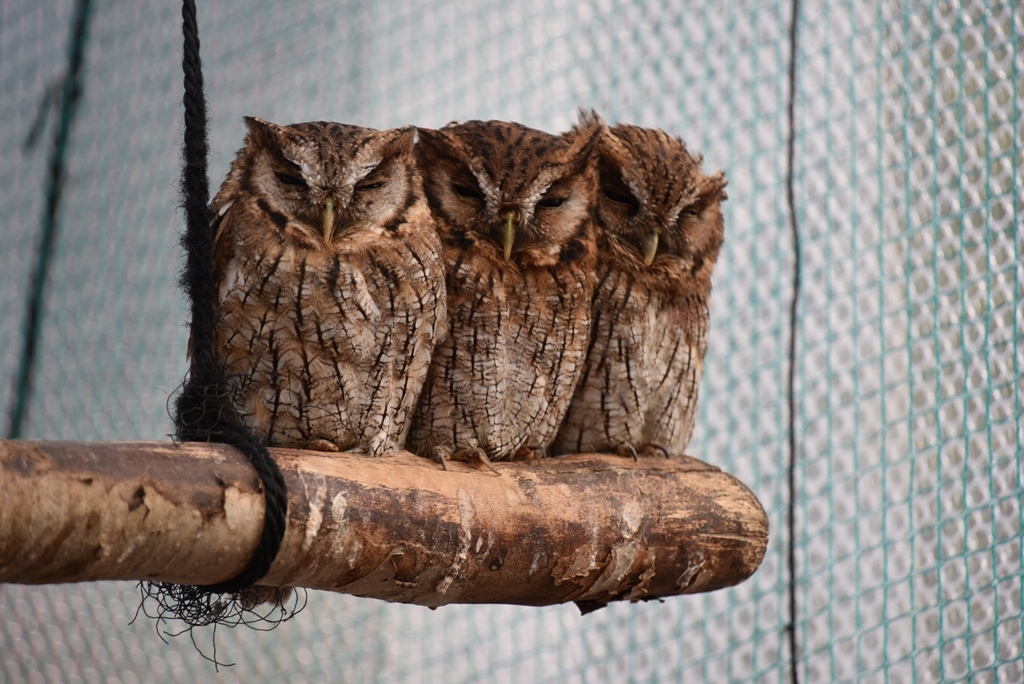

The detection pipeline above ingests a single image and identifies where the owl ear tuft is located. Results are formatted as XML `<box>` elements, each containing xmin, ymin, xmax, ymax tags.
<box><xmin>575</xmin><ymin>108</ymin><xmax>605</xmax><ymax>130</ymax></box>
<box><xmin>413</xmin><ymin>126</ymin><xmax>443</xmax><ymax>151</ymax></box>
<box><xmin>380</xmin><ymin>126</ymin><xmax>416</xmax><ymax>162</ymax></box>
<box><xmin>414</xmin><ymin>127</ymin><xmax>465</xmax><ymax>170</ymax></box>
<box><xmin>563</xmin><ymin>114</ymin><xmax>605</xmax><ymax>174</ymax></box>
<box><xmin>594</xmin><ymin>127</ymin><xmax>634</xmax><ymax>181</ymax></box>
<box><xmin>243</xmin><ymin>116</ymin><xmax>286</xmax><ymax>151</ymax></box>
<box><xmin>700</xmin><ymin>170</ymin><xmax>729</xmax><ymax>204</ymax></box>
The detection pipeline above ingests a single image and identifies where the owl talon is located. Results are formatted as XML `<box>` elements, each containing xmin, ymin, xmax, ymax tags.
<box><xmin>305</xmin><ymin>439</ymin><xmax>342</xmax><ymax>453</ymax></box>
<box><xmin>635</xmin><ymin>443</ymin><xmax>671</xmax><ymax>458</ymax></box>
<box><xmin>430</xmin><ymin>446</ymin><xmax>500</xmax><ymax>475</ymax></box>
<box><xmin>650</xmin><ymin>443</ymin><xmax>672</xmax><ymax>459</ymax></box>
<box><xmin>463</xmin><ymin>448</ymin><xmax>501</xmax><ymax>476</ymax></box>
<box><xmin>513</xmin><ymin>444</ymin><xmax>546</xmax><ymax>462</ymax></box>
<box><xmin>616</xmin><ymin>444</ymin><xmax>640</xmax><ymax>461</ymax></box>
<box><xmin>431</xmin><ymin>446</ymin><xmax>451</xmax><ymax>471</ymax></box>
<box><xmin>617</xmin><ymin>443</ymin><xmax>673</xmax><ymax>459</ymax></box>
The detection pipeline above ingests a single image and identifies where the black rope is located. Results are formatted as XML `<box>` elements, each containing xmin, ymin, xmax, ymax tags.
<box><xmin>784</xmin><ymin>0</ymin><xmax>802</xmax><ymax>682</ymax></box>
<box><xmin>169</xmin><ymin>0</ymin><xmax>288</xmax><ymax>594</ymax></box>
<box><xmin>7</xmin><ymin>0</ymin><xmax>93</xmax><ymax>439</ymax></box>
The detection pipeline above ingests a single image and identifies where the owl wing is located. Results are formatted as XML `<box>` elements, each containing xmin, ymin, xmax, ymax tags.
<box><xmin>644</xmin><ymin>290</ymin><xmax>710</xmax><ymax>451</ymax></box>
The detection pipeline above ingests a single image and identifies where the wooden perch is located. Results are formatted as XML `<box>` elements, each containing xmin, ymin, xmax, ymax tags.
<box><xmin>0</xmin><ymin>440</ymin><xmax>767</xmax><ymax>609</ymax></box>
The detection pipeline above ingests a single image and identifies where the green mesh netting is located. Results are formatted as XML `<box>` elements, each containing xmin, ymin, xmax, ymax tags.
<box><xmin>2</xmin><ymin>0</ymin><xmax>1021</xmax><ymax>681</ymax></box>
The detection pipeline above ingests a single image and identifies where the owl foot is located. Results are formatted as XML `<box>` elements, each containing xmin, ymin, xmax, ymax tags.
<box><xmin>513</xmin><ymin>444</ymin><xmax>546</xmax><ymax>462</ymax></box>
<box><xmin>430</xmin><ymin>446</ymin><xmax>501</xmax><ymax>475</ymax></box>
<box><xmin>459</xmin><ymin>447</ymin><xmax>502</xmax><ymax>475</ymax></box>
<box><xmin>305</xmin><ymin>439</ymin><xmax>342</xmax><ymax>452</ymax></box>
<box><xmin>615</xmin><ymin>443</ymin><xmax>672</xmax><ymax>459</ymax></box>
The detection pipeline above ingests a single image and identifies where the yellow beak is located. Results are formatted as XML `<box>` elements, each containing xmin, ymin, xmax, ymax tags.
<box><xmin>322</xmin><ymin>200</ymin><xmax>335</xmax><ymax>244</ymax></box>
<box><xmin>502</xmin><ymin>212</ymin><xmax>516</xmax><ymax>262</ymax></box>
<box><xmin>643</xmin><ymin>229</ymin><xmax>660</xmax><ymax>267</ymax></box>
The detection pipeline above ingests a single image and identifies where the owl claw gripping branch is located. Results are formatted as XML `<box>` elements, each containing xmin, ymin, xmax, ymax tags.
<box><xmin>431</xmin><ymin>446</ymin><xmax>501</xmax><ymax>476</ymax></box>
<box><xmin>205</xmin><ymin>111</ymin><xmax>725</xmax><ymax>473</ymax></box>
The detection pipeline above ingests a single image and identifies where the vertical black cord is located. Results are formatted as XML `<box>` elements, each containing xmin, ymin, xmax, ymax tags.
<box><xmin>172</xmin><ymin>0</ymin><xmax>288</xmax><ymax>594</ymax></box>
<box><xmin>179</xmin><ymin>0</ymin><xmax>214</xmax><ymax>368</ymax></box>
<box><xmin>7</xmin><ymin>0</ymin><xmax>93</xmax><ymax>439</ymax></box>
<box><xmin>785</xmin><ymin>0</ymin><xmax>802</xmax><ymax>682</ymax></box>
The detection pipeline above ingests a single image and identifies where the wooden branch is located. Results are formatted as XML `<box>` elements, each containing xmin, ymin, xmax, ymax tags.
<box><xmin>0</xmin><ymin>440</ymin><xmax>767</xmax><ymax>609</ymax></box>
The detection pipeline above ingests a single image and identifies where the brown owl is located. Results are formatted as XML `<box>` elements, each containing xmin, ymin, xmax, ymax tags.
<box><xmin>207</xmin><ymin>117</ymin><xmax>446</xmax><ymax>456</ymax></box>
<box><xmin>551</xmin><ymin>114</ymin><xmax>727</xmax><ymax>459</ymax></box>
<box><xmin>407</xmin><ymin>119</ymin><xmax>601</xmax><ymax>471</ymax></box>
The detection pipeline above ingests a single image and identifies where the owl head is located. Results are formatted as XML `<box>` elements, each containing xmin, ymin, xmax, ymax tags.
<box><xmin>572</xmin><ymin>112</ymin><xmax>727</xmax><ymax>277</ymax></box>
<box><xmin>223</xmin><ymin>117</ymin><xmax>418</xmax><ymax>246</ymax></box>
<box><xmin>414</xmin><ymin>119</ymin><xmax>601</xmax><ymax>266</ymax></box>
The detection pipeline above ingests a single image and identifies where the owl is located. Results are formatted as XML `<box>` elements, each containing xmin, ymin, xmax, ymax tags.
<box><xmin>206</xmin><ymin>117</ymin><xmax>446</xmax><ymax>456</ymax></box>
<box><xmin>551</xmin><ymin>114</ymin><xmax>727</xmax><ymax>459</ymax></box>
<box><xmin>406</xmin><ymin>119</ymin><xmax>601</xmax><ymax>471</ymax></box>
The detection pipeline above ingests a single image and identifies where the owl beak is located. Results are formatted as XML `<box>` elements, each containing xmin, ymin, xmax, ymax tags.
<box><xmin>642</xmin><ymin>229</ymin><xmax>660</xmax><ymax>267</ymax></box>
<box><xmin>322</xmin><ymin>200</ymin><xmax>336</xmax><ymax>244</ymax></box>
<box><xmin>502</xmin><ymin>212</ymin><xmax>516</xmax><ymax>262</ymax></box>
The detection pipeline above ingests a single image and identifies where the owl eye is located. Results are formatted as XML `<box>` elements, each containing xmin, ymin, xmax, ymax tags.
<box><xmin>681</xmin><ymin>207</ymin><xmax>699</xmax><ymax>217</ymax></box>
<box><xmin>537</xmin><ymin>196</ymin><xmax>566</xmax><ymax>208</ymax></box>
<box><xmin>454</xmin><ymin>184</ymin><xmax>485</xmax><ymax>200</ymax></box>
<box><xmin>356</xmin><ymin>181</ymin><xmax>384</xmax><ymax>191</ymax></box>
<box><xmin>602</xmin><ymin>188</ymin><xmax>634</xmax><ymax>205</ymax></box>
<box><xmin>276</xmin><ymin>172</ymin><xmax>306</xmax><ymax>187</ymax></box>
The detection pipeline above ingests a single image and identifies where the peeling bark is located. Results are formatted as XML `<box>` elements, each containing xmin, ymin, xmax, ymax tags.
<box><xmin>0</xmin><ymin>440</ymin><xmax>768</xmax><ymax>609</ymax></box>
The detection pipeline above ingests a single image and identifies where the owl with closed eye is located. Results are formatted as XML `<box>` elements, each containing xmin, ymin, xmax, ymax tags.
<box><xmin>552</xmin><ymin>113</ymin><xmax>727</xmax><ymax>459</ymax></box>
<box><xmin>206</xmin><ymin>117</ymin><xmax>446</xmax><ymax>456</ymax></box>
<box><xmin>406</xmin><ymin>119</ymin><xmax>601</xmax><ymax>470</ymax></box>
